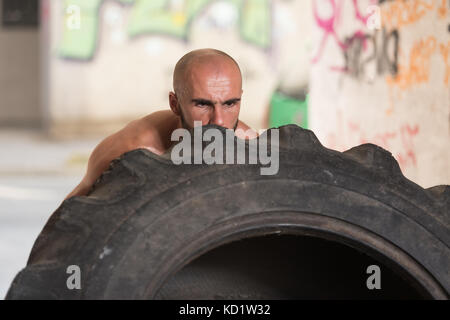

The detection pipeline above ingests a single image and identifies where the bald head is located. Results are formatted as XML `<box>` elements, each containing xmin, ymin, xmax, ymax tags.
<box><xmin>169</xmin><ymin>49</ymin><xmax>243</xmax><ymax>130</ymax></box>
<box><xmin>173</xmin><ymin>49</ymin><xmax>242</xmax><ymax>98</ymax></box>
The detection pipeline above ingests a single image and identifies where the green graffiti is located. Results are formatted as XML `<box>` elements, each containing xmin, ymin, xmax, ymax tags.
<box><xmin>59</xmin><ymin>0</ymin><xmax>102</xmax><ymax>60</ymax></box>
<box><xmin>127</xmin><ymin>0</ymin><xmax>212</xmax><ymax>39</ymax></box>
<box><xmin>59</xmin><ymin>0</ymin><xmax>271</xmax><ymax>60</ymax></box>
<box><xmin>239</xmin><ymin>0</ymin><xmax>271</xmax><ymax>49</ymax></box>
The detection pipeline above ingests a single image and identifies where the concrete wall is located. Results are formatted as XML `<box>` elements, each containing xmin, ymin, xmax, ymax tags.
<box><xmin>43</xmin><ymin>0</ymin><xmax>313</xmax><ymax>136</ymax></box>
<box><xmin>40</xmin><ymin>0</ymin><xmax>448</xmax><ymax>186</ymax></box>
<box><xmin>0</xmin><ymin>2</ymin><xmax>40</xmax><ymax>127</ymax></box>
<box><xmin>309</xmin><ymin>0</ymin><xmax>450</xmax><ymax>188</ymax></box>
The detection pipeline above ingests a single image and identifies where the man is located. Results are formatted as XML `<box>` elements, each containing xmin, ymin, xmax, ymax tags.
<box><xmin>65</xmin><ymin>48</ymin><xmax>257</xmax><ymax>199</ymax></box>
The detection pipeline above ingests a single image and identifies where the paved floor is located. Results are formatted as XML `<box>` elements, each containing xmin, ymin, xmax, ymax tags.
<box><xmin>0</xmin><ymin>129</ymin><xmax>100</xmax><ymax>299</ymax></box>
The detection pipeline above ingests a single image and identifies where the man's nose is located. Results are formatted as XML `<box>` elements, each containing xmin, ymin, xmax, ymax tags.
<box><xmin>210</xmin><ymin>107</ymin><xmax>224</xmax><ymax>127</ymax></box>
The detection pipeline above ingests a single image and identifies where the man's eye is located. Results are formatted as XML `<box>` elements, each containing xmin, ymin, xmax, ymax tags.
<box><xmin>225</xmin><ymin>102</ymin><xmax>236</xmax><ymax>107</ymax></box>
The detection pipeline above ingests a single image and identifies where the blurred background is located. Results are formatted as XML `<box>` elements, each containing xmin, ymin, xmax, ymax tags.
<box><xmin>0</xmin><ymin>0</ymin><xmax>448</xmax><ymax>298</ymax></box>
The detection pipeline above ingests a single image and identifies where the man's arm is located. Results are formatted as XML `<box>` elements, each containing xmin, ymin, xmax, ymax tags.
<box><xmin>65</xmin><ymin>126</ymin><xmax>133</xmax><ymax>200</ymax></box>
<box><xmin>65</xmin><ymin>111</ymin><xmax>178</xmax><ymax>200</ymax></box>
<box><xmin>64</xmin><ymin>112</ymin><xmax>254</xmax><ymax>200</ymax></box>
<box><xmin>64</xmin><ymin>118</ymin><xmax>154</xmax><ymax>200</ymax></box>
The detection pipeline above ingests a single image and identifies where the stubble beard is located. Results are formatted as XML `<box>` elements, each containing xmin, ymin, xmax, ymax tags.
<box><xmin>179</xmin><ymin>106</ymin><xmax>238</xmax><ymax>131</ymax></box>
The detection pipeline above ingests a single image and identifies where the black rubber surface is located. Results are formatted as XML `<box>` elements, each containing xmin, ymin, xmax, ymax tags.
<box><xmin>5</xmin><ymin>125</ymin><xmax>449</xmax><ymax>299</ymax></box>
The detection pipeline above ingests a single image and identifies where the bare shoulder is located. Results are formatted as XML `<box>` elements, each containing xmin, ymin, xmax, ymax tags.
<box><xmin>91</xmin><ymin>110</ymin><xmax>178</xmax><ymax>171</ymax></box>
<box><xmin>235</xmin><ymin>120</ymin><xmax>259</xmax><ymax>139</ymax></box>
<box><xmin>140</xmin><ymin>109</ymin><xmax>178</xmax><ymax>125</ymax></box>
<box><xmin>65</xmin><ymin>110</ymin><xmax>178</xmax><ymax>199</ymax></box>
<box><xmin>136</xmin><ymin>110</ymin><xmax>180</xmax><ymax>151</ymax></box>
<box><xmin>92</xmin><ymin>110</ymin><xmax>178</xmax><ymax>155</ymax></box>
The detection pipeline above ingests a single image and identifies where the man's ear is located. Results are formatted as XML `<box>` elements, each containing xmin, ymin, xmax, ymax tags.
<box><xmin>169</xmin><ymin>92</ymin><xmax>181</xmax><ymax>116</ymax></box>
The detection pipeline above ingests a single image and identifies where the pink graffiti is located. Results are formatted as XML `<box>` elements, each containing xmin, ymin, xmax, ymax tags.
<box><xmin>41</xmin><ymin>0</ymin><xmax>50</xmax><ymax>22</ymax></box>
<box><xmin>312</xmin><ymin>0</ymin><xmax>346</xmax><ymax>64</ymax></box>
<box><xmin>327</xmin><ymin>119</ymin><xmax>420</xmax><ymax>171</ymax></box>
<box><xmin>352</xmin><ymin>0</ymin><xmax>371</xmax><ymax>25</ymax></box>
<box><xmin>397</xmin><ymin>124</ymin><xmax>419</xmax><ymax>168</ymax></box>
<box><xmin>312</xmin><ymin>0</ymin><xmax>378</xmax><ymax>67</ymax></box>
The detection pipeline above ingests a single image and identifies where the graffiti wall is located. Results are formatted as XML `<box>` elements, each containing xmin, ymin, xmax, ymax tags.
<box><xmin>309</xmin><ymin>0</ymin><xmax>450</xmax><ymax>187</ymax></box>
<box><xmin>43</xmin><ymin>0</ymin><xmax>313</xmax><ymax>135</ymax></box>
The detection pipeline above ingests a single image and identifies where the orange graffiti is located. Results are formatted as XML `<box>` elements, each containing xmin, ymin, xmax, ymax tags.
<box><xmin>347</xmin><ymin>121</ymin><xmax>399</xmax><ymax>151</ymax></box>
<box><xmin>396</xmin><ymin>124</ymin><xmax>420</xmax><ymax>168</ymax></box>
<box><xmin>325</xmin><ymin>118</ymin><xmax>420</xmax><ymax>171</ymax></box>
<box><xmin>437</xmin><ymin>0</ymin><xmax>448</xmax><ymax>18</ymax></box>
<box><xmin>373</xmin><ymin>131</ymin><xmax>398</xmax><ymax>150</ymax></box>
<box><xmin>439</xmin><ymin>41</ymin><xmax>450</xmax><ymax>86</ymax></box>
<box><xmin>386</xmin><ymin>36</ymin><xmax>437</xmax><ymax>90</ymax></box>
<box><xmin>381</xmin><ymin>0</ymin><xmax>436</xmax><ymax>30</ymax></box>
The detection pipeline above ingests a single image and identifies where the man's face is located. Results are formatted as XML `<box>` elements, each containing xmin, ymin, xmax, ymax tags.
<box><xmin>170</xmin><ymin>60</ymin><xmax>242</xmax><ymax>130</ymax></box>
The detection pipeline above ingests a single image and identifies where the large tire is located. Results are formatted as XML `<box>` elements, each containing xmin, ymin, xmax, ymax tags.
<box><xmin>5</xmin><ymin>125</ymin><xmax>449</xmax><ymax>299</ymax></box>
